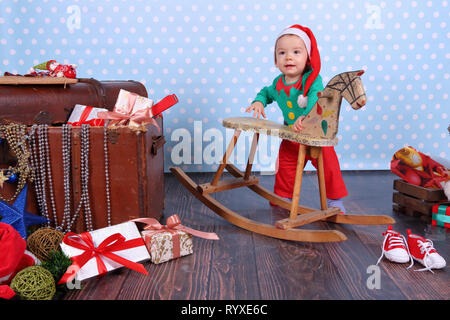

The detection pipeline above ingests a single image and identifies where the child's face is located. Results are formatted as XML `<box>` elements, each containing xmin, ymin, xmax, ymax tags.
<box><xmin>275</xmin><ymin>34</ymin><xmax>309</xmax><ymax>82</ymax></box>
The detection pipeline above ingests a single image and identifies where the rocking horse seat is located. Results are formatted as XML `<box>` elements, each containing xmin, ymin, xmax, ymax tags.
<box><xmin>223</xmin><ymin>116</ymin><xmax>338</xmax><ymax>147</ymax></box>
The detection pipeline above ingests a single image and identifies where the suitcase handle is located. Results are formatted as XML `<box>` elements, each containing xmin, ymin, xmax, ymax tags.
<box><xmin>78</xmin><ymin>78</ymin><xmax>108</xmax><ymax>109</ymax></box>
<box><xmin>151</xmin><ymin>135</ymin><xmax>165</xmax><ymax>156</ymax></box>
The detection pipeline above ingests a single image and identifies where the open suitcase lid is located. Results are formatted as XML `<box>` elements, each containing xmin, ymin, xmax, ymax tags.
<box><xmin>0</xmin><ymin>78</ymin><xmax>148</xmax><ymax>125</ymax></box>
<box><xmin>0</xmin><ymin>76</ymin><xmax>78</xmax><ymax>85</ymax></box>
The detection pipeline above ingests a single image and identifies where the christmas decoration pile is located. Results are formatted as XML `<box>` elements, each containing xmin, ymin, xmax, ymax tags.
<box><xmin>28</xmin><ymin>60</ymin><xmax>77</xmax><ymax>79</ymax></box>
<box><xmin>2</xmin><ymin>59</ymin><xmax>77</xmax><ymax>79</ymax></box>
<box><xmin>0</xmin><ymin>223</ymin><xmax>72</xmax><ymax>300</ymax></box>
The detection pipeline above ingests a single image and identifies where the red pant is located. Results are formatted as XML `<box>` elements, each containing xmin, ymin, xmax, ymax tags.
<box><xmin>274</xmin><ymin>140</ymin><xmax>348</xmax><ymax>200</ymax></box>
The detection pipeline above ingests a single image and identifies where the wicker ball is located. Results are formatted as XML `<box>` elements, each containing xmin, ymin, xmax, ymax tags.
<box><xmin>10</xmin><ymin>266</ymin><xmax>56</xmax><ymax>300</ymax></box>
<box><xmin>27</xmin><ymin>227</ymin><xmax>64</xmax><ymax>262</ymax></box>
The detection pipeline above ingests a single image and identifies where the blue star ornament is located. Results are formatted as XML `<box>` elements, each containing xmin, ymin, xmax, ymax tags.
<box><xmin>0</xmin><ymin>184</ymin><xmax>49</xmax><ymax>238</ymax></box>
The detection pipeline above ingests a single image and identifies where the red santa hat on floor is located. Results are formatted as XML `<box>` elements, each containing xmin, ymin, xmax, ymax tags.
<box><xmin>0</xmin><ymin>223</ymin><xmax>38</xmax><ymax>299</ymax></box>
<box><xmin>276</xmin><ymin>24</ymin><xmax>321</xmax><ymax>107</ymax></box>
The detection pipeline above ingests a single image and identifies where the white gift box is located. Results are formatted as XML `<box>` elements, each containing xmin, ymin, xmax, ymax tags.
<box><xmin>60</xmin><ymin>221</ymin><xmax>150</xmax><ymax>282</ymax></box>
<box><xmin>67</xmin><ymin>104</ymin><xmax>108</xmax><ymax>124</ymax></box>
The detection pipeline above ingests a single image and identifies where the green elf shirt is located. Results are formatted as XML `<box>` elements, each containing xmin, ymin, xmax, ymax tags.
<box><xmin>252</xmin><ymin>70</ymin><xmax>324</xmax><ymax>126</ymax></box>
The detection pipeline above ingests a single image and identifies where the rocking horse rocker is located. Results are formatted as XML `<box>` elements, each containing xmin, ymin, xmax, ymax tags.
<box><xmin>171</xmin><ymin>70</ymin><xmax>395</xmax><ymax>242</ymax></box>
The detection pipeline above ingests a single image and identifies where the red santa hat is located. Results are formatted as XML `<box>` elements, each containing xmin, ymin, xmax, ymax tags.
<box><xmin>0</xmin><ymin>223</ymin><xmax>38</xmax><ymax>287</ymax></box>
<box><xmin>276</xmin><ymin>24</ymin><xmax>321</xmax><ymax>101</ymax></box>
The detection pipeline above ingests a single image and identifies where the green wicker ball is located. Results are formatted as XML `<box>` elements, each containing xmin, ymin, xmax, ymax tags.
<box><xmin>10</xmin><ymin>266</ymin><xmax>56</xmax><ymax>300</ymax></box>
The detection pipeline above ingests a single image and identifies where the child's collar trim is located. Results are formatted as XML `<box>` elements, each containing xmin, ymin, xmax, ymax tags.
<box><xmin>275</xmin><ymin>75</ymin><xmax>303</xmax><ymax>97</ymax></box>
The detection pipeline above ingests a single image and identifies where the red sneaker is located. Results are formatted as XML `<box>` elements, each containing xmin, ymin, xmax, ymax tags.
<box><xmin>406</xmin><ymin>229</ymin><xmax>446</xmax><ymax>273</ymax></box>
<box><xmin>376</xmin><ymin>226</ymin><xmax>412</xmax><ymax>266</ymax></box>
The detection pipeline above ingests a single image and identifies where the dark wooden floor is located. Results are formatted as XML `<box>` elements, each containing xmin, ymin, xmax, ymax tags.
<box><xmin>64</xmin><ymin>170</ymin><xmax>449</xmax><ymax>300</ymax></box>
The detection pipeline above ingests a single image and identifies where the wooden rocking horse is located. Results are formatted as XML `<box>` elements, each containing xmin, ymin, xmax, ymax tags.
<box><xmin>170</xmin><ymin>70</ymin><xmax>395</xmax><ymax>242</ymax></box>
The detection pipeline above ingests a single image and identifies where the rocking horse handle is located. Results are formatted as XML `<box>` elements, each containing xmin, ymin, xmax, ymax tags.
<box><xmin>317</xmin><ymin>91</ymin><xmax>333</xmax><ymax>99</ymax></box>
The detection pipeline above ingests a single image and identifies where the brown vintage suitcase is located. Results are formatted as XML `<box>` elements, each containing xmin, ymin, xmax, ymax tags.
<box><xmin>1</xmin><ymin>119</ymin><xmax>165</xmax><ymax>233</ymax></box>
<box><xmin>0</xmin><ymin>79</ymin><xmax>165</xmax><ymax>233</ymax></box>
<box><xmin>0</xmin><ymin>78</ymin><xmax>148</xmax><ymax>125</ymax></box>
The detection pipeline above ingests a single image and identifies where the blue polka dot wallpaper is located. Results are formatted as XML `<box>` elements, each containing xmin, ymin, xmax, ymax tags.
<box><xmin>1</xmin><ymin>0</ymin><xmax>448</xmax><ymax>172</ymax></box>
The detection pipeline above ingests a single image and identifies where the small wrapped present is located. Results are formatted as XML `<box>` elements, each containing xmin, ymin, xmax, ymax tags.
<box><xmin>432</xmin><ymin>204</ymin><xmax>450</xmax><ymax>228</ymax></box>
<box><xmin>67</xmin><ymin>104</ymin><xmax>108</xmax><ymax>126</ymax></box>
<box><xmin>97</xmin><ymin>89</ymin><xmax>178</xmax><ymax>128</ymax></box>
<box><xmin>97</xmin><ymin>89</ymin><xmax>154</xmax><ymax>127</ymax></box>
<box><xmin>135</xmin><ymin>215</ymin><xmax>219</xmax><ymax>264</ymax></box>
<box><xmin>144</xmin><ymin>229</ymin><xmax>193</xmax><ymax>264</ymax></box>
<box><xmin>58</xmin><ymin>221</ymin><xmax>149</xmax><ymax>283</ymax></box>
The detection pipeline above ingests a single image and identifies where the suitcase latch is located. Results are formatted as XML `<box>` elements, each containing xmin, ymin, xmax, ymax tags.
<box><xmin>34</xmin><ymin>111</ymin><xmax>53</xmax><ymax>125</ymax></box>
<box><xmin>151</xmin><ymin>136</ymin><xmax>165</xmax><ymax>156</ymax></box>
<box><xmin>106</xmin><ymin>130</ymin><xmax>120</xmax><ymax>144</ymax></box>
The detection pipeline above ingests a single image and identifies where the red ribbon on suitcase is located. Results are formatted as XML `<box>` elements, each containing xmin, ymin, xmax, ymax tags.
<box><xmin>151</xmin><ymin>94</ymin><xmax>178</xmax><ymax>116</ymax></box>
<box><xmin>67</xmin><ymin>106</ymin><xmax>106</xmax><ymax>127</ymax></box>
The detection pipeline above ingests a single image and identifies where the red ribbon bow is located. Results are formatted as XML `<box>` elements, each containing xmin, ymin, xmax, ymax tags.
<box><xmin>58</xmin><ymin>231</ymin><xmax>148</xmax><ymax>284</ymax></box>
<box><xmin>67</xmin><ymin>106</ymin><xmax>106</xmax><ymax>127</ymax></box>
<box><xmin>134</xmin><ymin>215</ymin><xmax>219</xmax><ymax>259</ymax></box>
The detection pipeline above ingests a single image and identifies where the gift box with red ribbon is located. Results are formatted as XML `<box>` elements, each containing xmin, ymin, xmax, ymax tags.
<box><xmin>135</xmin><ymin>215</ymin><xmax>219</xmax><ymax>264</ymax></box>
<box><xmin>97</xmin><ymin>89</ymin><xmax>178</xmax><ymax>128</ymax></box>
<box><xmin>58</xmin><ymin>221</ymin><xmax>150</xmax><ymax>283</ymax></box>
<box><xmin>432</xmin><ymin>204</ymin><xmax>450</xmax><ymax>228</ymax></box>
<box><xmin>67</xmin><ymin>104</ymin><xmax>108</xmax><ymax>126</ymax></box>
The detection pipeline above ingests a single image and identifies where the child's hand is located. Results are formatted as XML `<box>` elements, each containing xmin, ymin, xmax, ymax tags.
<box><xmin>292</xmin><ymin>116</ymin><xmax>306</xmax><ymax>132</ymax></box>
<box><xmin>245</xmin><ymin>101</ymin><xmax>266</xmax><ymax>119</ymax></box>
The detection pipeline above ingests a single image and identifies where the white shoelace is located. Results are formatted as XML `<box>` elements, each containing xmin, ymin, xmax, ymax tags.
<box><xmin>408</xmin><ymin>239</ymin><xmax>437</xmax><ymax>273</ymax></box>
<box><xmin>376</xmin><ymin>232</ymin><xmax>414</xmax><ymax>269</ymax></box>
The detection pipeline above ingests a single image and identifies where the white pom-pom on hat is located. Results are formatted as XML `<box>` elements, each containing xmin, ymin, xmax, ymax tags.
<box><xmin>297</xmin><ymin>95</ymin><xmax>308</xmax><ymax>108</ymax></box>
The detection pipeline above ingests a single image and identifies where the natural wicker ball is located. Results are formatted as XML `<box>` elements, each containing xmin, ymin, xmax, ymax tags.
<box><xmin>27</xmin><ymin>227</ymin><xmax>64</xmax><ymax>262</ymax></box>
<box><xmin>10</xmin><ymin>266</ymin><xmax>56</xmax><ymax>300</ymax></box>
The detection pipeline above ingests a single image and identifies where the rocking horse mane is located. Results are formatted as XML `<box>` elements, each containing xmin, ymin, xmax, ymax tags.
<box><xmin>326</xmin><ymin>70</ymin><xmax>364</xmax><ymax>91</ymax></box>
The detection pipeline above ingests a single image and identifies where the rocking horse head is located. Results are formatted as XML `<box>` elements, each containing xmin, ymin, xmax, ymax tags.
<box><xmin>321</xmin><ymin>70</ymin><xmax>366</xmax><ymax>110</ymax></box>
<box><xmin>300</xmin><ymin>70</ymin><xmax>367</xmax><ymax>140</ymax></box>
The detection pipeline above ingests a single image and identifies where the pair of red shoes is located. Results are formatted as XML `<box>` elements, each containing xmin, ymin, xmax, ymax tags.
<box><xmin>376</xmin><ymin>226</ymin><xmax>446</xmax><ymax>273</ymax></box>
